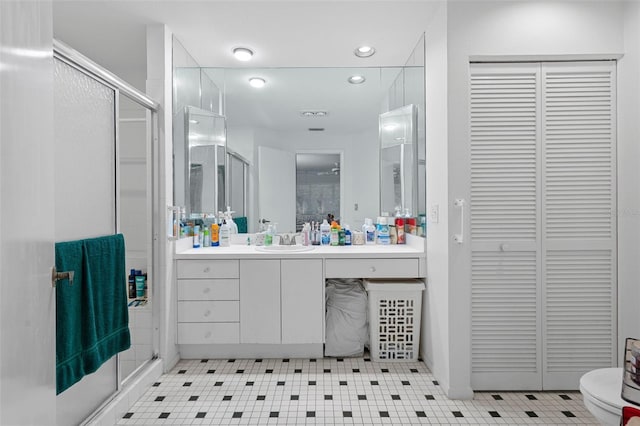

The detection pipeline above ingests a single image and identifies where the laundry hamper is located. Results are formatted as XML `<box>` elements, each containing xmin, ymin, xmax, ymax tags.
<box><xmin>363</xmin><ymin>279</ymin><xmax>425</xmax><ymax>362</ymax></box>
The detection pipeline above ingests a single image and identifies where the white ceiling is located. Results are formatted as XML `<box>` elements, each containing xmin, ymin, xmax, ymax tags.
<box><xmin>52</xmin><ymin>1</ymin><xmax>435</xmax><ymax>72</ymax></box>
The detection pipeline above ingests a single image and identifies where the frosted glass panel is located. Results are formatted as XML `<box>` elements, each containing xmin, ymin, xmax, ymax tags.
<box><xmin>54</xmin><ymin>58</ymin><xmax>115</xmax><ymax>240</ymax></box>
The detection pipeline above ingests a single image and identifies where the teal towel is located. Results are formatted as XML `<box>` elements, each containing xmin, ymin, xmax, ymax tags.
<box><xmin>55</xmin><ymin>234</ymin><xmax>131</xmax><ymax>394</ymax></box>
<box><xmin>235</xmin><ymin>216</ymin><xmax>247</xmax><ymax>233</ymax></box>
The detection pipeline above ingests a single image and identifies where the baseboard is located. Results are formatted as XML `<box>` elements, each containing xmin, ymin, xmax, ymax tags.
<box><xmin>179</xmin><ymin>343</ymin><xmax>324</xmax><ymax>359</ymax></box>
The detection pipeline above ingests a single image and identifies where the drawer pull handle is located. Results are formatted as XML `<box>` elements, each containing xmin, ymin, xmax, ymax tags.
<box><xmin>204</xmin><ymin>310</ymin><xmax>211</xmax><ymax>317</ymax></box>
<box><xmin>205</xmin><ymin>332</ymin><xmax>212</xmax><ymax>338</ymax></box>
<box><xmin>203</xmin><ymin>287</ymin><xmax>210</xmax><ymax>294</ymax></box>
<box><xmin>203</xmin><ymin>267</ymin><xmax>211</xmax><ymax>273</ymax></box>
<box><xmin>370</xmin><ymin>266</ymin><xmax>376</xmax><ymax>272</ymax></box>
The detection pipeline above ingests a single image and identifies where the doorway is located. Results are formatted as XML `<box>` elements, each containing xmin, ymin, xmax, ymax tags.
<box><xmin>296</xmin><ymin>153</ymin><xmax>342</xmax><ymax>230</ymax></box>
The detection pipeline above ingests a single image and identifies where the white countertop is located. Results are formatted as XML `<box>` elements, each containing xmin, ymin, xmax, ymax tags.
<box><xmin>175</xmin><ymin>235</ymin><xmax>426</xmax><ymax>260</ymax></box>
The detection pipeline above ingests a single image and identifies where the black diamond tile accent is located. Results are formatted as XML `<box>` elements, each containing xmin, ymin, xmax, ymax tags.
<box><xmin>265</xmin><ymin>369</ymin><xmax>273</xmax><ymax>374</ymax></box>
<box><xmin>364</xmin><ymin>358</ymin><xmax>371</xmax><ymax>362</ymax></box>
<box><xmin>425</xmin><ymin>394</ymin><xmax>435</xmax><ymax>400</ymax></box>
<box><xmin>277</xmin><ymin>381</ymin><xmax>285</xmax><ymax>386</ymax></box>
<box><xmin>358</xmin><ymin>394</ymin><xmax>367</xmax><ymax>400</ymax></box>
<box><xmin>402</xmin><ymin>380</ymin><xmax>411</xmax><ymax>385</ymax></box>
<box><xmin>419</xmin><ymin>357</ymin><xmax>424</xmax><ymax>361</ymax></box>
<box><xmin>416</xmin><ymin>411</ymin><xmax>427</xmax><ymax>418</ymax></box>
<box><xmin>337</xmin><ymin>358</ymin><xmax>344</xmax><ymax>362</ymax></box>
<box><xmin>207</xmin><ymin>369</ymin><xmax>215</xmax><ymax>374</ymax></box>
<box><xmin>380</xmin><ymin>411</ymin><xmax>390</xmax><ymax>418</ymax></box>
<box><xmin>223</xmin><ymin>395</ymin><xmax>232</xmax><ymax>401</ymax></box>
<box><xmin>308</xmin><ymin>380</ymin><xmax>316</xmax><ymax>385</ymax></box>
<box><xmin>294</xmin><ymin>369</ymin><xmax>302</xmax><ymax>373</ymax></box>
<box><xmin>183</xmin><ymin>382</ymin><xmax>192</xmax><ymax>387</ymax></box>
<box><xmin>371</xmin><ymin>380</ymin><xmax>379</xmax><ymax>385</ymax></box>
<box><xmin>228</xmin><ymin>359</ymin><xmax>236</xmax><ymax>363</ymax></box>
<box><xmin>214</xmin><ymin>381</ymin><xmax>223</xmax><ymax>386</ymax></box>
<box><xmin>492</xmin><ymin>394</ymin><xmax>503</xmax><ymax>400</ymax></box>
<box><xmin>563</xmin><ymin>411</ymin><xmax>576</xmax><ymax>418</ymax></box>
<box><xmin>291</xmin><ymin>395</ymin><xmax>299</xmax><ymax>400</ymax></box>
<box><xmin>246</xmin><ymin>381</ymin><xmax>254</xmax><ymax>386</ymax></box>
<box><xmin>339</xmin><ymin>380</ymin><xmax>347</xmax><ymax>386</ymax></box>
<box><xmin>200</xmin><ymin>359</ymin><xmax>208</xmax><ymax>363</ymax></box>
<box><xmin>353</xmin><ymin>368</ymin><xmax>360</xmax><ymax>373</ymax></box>
<box><xmin>310</xmin><ymin>359</ymin><xmax>317</xmax><ymax>362</ymax></box>
<box><xmin>452</xmin><ymin>411</ymin><xmax>464</xmax><ymax>418</ymax></box>
<box><xmin>159</xmin><ymin>412</ymin><xmax>170</xmax><ymax>419</ymax></box>
<box><xmin>391</xmin><ymin>394</ymin><xmax>401</xmax><ymax>400</ymax></box>
<box><xmin>236</xmin><ymin>369</ymin><xmax>244</xmax><ymax>374</ymax></box>
<box><xmin>195</xmin><ymin>412</ymin><xmax>206</xmax><ymax>418</ymax></box>
<box><xmin>255</xmin><ymin>359</ymin><xmax>263</xmax><ymax>363</ymax></box>
<box><xmin>283</xmin><ymin>359</ymin><xmax>289</xmax><ymax>363</ymax></box>
<box><xmin>526</xmin><ymin>411</ymin><xmax>538</xmax><ymax>418</ymax></box>
<box><xmin>432</xmin><ymin>380</ymin><xmax>439</xmax><ymax>385</ymax></box>
<box><xmin>155</xmin><ymin>396</ymin><xmax>165</xmax><ymax>402</ymax></box>
<box><xmin>343</xmin><ymin>411</ymin><xmax>352</xmax><ymax>417</ymax></box>
<box><xmin>232</xmin><ymin>412</ymin><xmax>242</xmax><ymax>418</ymax></box>
<box><xmin>324</xmin><ymin>368</ymin><xmax>331</xmax><ymax>373</ymax></box>
<box><xmin>410</xmin><ymin>368</ymin><xmax>419</xmax><ymax>373</ymax></box>
<box><xmin>178</xmin><ymin>369</ymin><xmax>187</xmax><ymax>374</ymax></box>
<box><xmin>152</xmin><ymin>382</ymin><xmax>161</xmax><ymax>387</ymax></box>
<box><xmin>257</xmin><ymin>395</ymin><xmax>266</xmax><ymax>401</ymax></box>
<box><xmin>188</xmin><ymin>396</ymin><xmax>199</xmax><ymax>401</ymax></box>
<box><xmin>324</xmin><ymin>394</ymin><xmax>333</xmax><ymax>400</ymax></box>
<box><xmin>306</xmin><ymin>411</ymin><xmax>316</xmax><ymax>417</ymax></box>
<box><xmin>560</xmin><ymin>394</ymin><xmax>572</xmax><ymax>400</ymax></box>
<box><xmin>381</xmin><ymin>368</ymin><xmax>389</xmax><ymax>373</ymax></box>
<box><xmin>526</xmin><ymin>394</ymin><xmax>537</xmax><ymax>400</ymax></box>
<box><xmin>489</xmin><ymin>411</ymin><xmax>501</xmax><ymax>418</ymax></box>
<box><xmin>270</xmin><ymin>412</ymin><xmax>279</xmax><ymax>418</ymax></box>
<box><xmin>123</xmin><ymin>413</ymin><xmax>133</xmax><ymax>419</ymax></box>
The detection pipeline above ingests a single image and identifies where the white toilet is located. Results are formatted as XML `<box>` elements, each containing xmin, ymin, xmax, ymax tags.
<box><xmin>580</xmin><ymin>367</ymin><xmax>640</xmax><ymax>425</ymax></box>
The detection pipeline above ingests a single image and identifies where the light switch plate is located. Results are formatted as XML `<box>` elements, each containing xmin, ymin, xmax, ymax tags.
<box><xmin>429</xmin><ymin>204</ymin><xmax>439</xmax><ymax>223</ymax></box>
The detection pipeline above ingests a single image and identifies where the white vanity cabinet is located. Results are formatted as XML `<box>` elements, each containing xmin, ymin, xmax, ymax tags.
<box><xmin>239</xmin><ymin>259</ymin><xmax>324</xmax><ymax>345</ymax></box>
<box><xmin>176</xmin><ymin>260</ymin><xmax>240</xmax><ymax>344</ymax></box>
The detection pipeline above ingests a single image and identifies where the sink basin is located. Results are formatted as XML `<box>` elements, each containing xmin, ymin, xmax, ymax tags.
<box><xmin>255</xmin><ymin>245</ymin><xmax>315</xmax><ymax>253</ymax></box>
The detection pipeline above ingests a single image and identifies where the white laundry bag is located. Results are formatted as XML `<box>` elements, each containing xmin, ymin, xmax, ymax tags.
<box><xmin>325</xmin><ymin>279</ymin><xmax>369</xmax><ymax>357</ymax></box>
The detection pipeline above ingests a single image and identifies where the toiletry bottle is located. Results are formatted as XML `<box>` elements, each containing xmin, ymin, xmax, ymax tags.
<box><xmin>338</xmin><ymin>227</ymin><xmax>346</xmax><ymax>246</ymax></box>
<box><xmin>193</xmin><ymin>225</ymin><xmax>201</xmax><ymax>248</ymax></box>
<box><xmin>265</xmin><ymin>224</ymin><xmax>273</xmax><ymax>246</ymax></box>
<box><xmin>202</xmin><ymin>226</ymin><xmax>210</xmax><ymax>247</ymax></box>
<box><xmin>405</xmin><ymin>208</ymin><xmax>417</xmax><ymax>235</ymax></box>
<box><xmin>135</xmin><ymin>272</ymin><xmax>145</xmax><ymax>298</ymax></box>
<box><xmin>211</xmin><ymin>223</ymin><xmax>219</xmax><ymax>246</ymax></box>
<box><xmin>302</xmin><ymin>222</ymin><xmax>311</xmax><ymax>246</ymax></box>
<box><xmin>362</xmin><ymin>218</ymin><xmax>376</xmax><ymax>245</ymax></box>
<box><xmin>344</xmin><ymin>225</ymin><xmax>352</xmax><ymax>246</ymax></box>
<box><xmin>220</xmin><ymin>220</ymin><xmax>230</xmax><ymax>247</ymax></box>
<box><xmin>395</xmin><ymin>210</ymin><xmax>406</xmax><ymax>244</ymax></box>
<box><xmin>128</xmin><ymin>269</ymin><xmax>137</xmax><ymax>299</ymax></box>
<box><xmin>330</xmin><ymin>221</ymin><xmax>340</xmax><ymax>246</ymax></box>
<box><xmin>389</xmin><ymin>224</ymin><xmax>397</xmax><ymax>244</ymax></box>
<box><xmin>312</xmin><ymin>222</ymin><xmax>320</xmax><ymax>246</ymax></box>
<box><xmin>376</xmin><ymin>216</ymin><xmax>390</xmax><ymax>245</ymax></box>
<box><xmin>224</xmin><ymin>206</ymin><xmax>238</xmax><ymax>234</ymax></box>
<box><xmin>179</xmin><ymin>207</ymin><xmax>187</xmax><ymax>238</ymax></box>
<box><xmin>320</xmin><ymin>219</ymin><xmax>331</xmax><ymax>245</ymax></box>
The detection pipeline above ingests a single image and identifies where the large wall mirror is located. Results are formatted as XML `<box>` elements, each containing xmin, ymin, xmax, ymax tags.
<box><xmin>173</xmin><ymin>35</ymin><xmax>425</xmax><ymax>234</ymax></box>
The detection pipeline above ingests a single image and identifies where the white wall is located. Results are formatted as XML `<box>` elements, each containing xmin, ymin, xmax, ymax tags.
<box><xmin>617</xmin><ymin>1</ymin><xmax>640</xmax><ymax>359</ymax></box>
<box><xmin>441</xmin><ymin>0</ymin><xmax>627</xmax><ymax>398</ymax></box>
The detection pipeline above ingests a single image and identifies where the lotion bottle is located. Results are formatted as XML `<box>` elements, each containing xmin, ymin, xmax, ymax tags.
<box><xmin>362</xmin><ymin>218</ymin><xmax>376</xmax><ymax>245</ymax></box>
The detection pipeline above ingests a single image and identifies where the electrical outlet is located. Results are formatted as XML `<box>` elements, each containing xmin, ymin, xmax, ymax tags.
<box><xmin>429</xmin><ymin>204</ymin><xmax>439</xmax><ymax>223</ymax></box>
<box><xmin>354</xmin><ymin>203</ymin><xmax>359</xmax><ymax>211</ymax></box>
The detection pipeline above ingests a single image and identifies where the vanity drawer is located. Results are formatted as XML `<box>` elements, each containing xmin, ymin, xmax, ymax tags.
<box><xmin>177</xmin><ymin>323</ymin><xmax>240</xmax><ymax>344</ymax></box>
<box><xmin>325</xmin><ymin>258</ymin><xmax>419</xmax><ymax>278</ymax></box>
<box><xmin>178</xmin><ymin>301</ymin><xmax>239</xmax><ymax>322</ymax></box>
<box><xmin>177</xmin><ymin>260</ymin><xmax>239</xmax><ymax>279</ymax></box>
<box><xmin>178</xmin><ymin>279</ymin><xmax>239</xmax><ymax>301</ymax></box>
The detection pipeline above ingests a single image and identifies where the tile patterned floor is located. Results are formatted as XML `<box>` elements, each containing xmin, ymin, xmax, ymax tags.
<box><xmin>116</xmin><ymin>357</ymin><xmax>598</xmax><ymax>425</ymax></box>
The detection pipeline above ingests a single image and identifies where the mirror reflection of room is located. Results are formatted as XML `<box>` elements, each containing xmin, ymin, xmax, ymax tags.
<box><xmin>296</xmin><ymin>153</ymin><xmax>341</xmax><ymax>231</ymax></box>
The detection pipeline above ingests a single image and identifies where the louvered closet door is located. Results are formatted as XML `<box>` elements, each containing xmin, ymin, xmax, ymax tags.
<box><xmin>541</xmin><ymin>62</ymin><xmax>617</xmax><ymax>389</ymax></box>
<box><xmin>470</xmin><ymin>63</ymin><xmax>543</xmax><ymax>390</ymax></box>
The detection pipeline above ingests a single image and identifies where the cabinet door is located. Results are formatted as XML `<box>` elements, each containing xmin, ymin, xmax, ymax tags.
<box><xmin>281</xmin><ymin>259</ymin><xmax>323</xmax><ymax>344</ymax></box>
<box><xmin>240</xmin><ymin>259</ymin><xmax>281</xmax><ymax>343</ymax></box>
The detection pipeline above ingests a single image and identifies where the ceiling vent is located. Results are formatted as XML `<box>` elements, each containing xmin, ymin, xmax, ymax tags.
<box><xmin>308</xmin><ymin>128</ymin><xmax>325</xmax><ymax>132</ymax></box>
<box><xmin>301</xmin><ymin>111</ymin><xmax>328</xmax><ymax>117</ymax></box>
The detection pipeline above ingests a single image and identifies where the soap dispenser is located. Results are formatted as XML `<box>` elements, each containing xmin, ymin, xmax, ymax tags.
<box><xmin>224</xmin><ymin>206</ymin><xmax>238</xmax><ymax>234</ymax></box>
<box><xmin>265</xmin><ymin>224</ymin><xmax>274</xmax><ymax>246</ymax></box>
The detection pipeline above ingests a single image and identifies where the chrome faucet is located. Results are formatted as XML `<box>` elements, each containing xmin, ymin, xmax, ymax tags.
<box><xmin>278</xmin><ymin>233</ymin><xmax>298</xmax><ymax>245</ymax></box>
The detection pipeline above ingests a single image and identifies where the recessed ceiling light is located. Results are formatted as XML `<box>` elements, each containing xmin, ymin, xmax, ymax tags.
<box><xmin>301</xmin><ymin>111</ymin><xmax>315</xmax><ymax>117</ymax></box>
<box><xmin>348</xmin><ymin>75</ymin><xmax>366</xmax><ymax>84</ymax></box>
<box><xmin>233</xmin><ymin>47</ymin><xmax>254</xmax><ymax>61</ymax></box>
<box><xmin>301</xmin><ymin>110</ymin><xmax>328</xmax><ymax>117</ymax></box>
<box><xmin>354</xmin><ymin>45</ymin><xmax>376</xmax><ymax>58</ymax></box>
<box><xmin>315</xmin><ymin>111</ymin><xmax>328</xmax><ymax>117</ymax></box>
<box><xmin>189</xmin><ymin>119</ymin><xmax>199</xmax><ymax>124</ymax></box>
<box><xmin>249</xmin><ymin>77</ymin><xmax>266</xmax><ymax>88</ymax></box>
